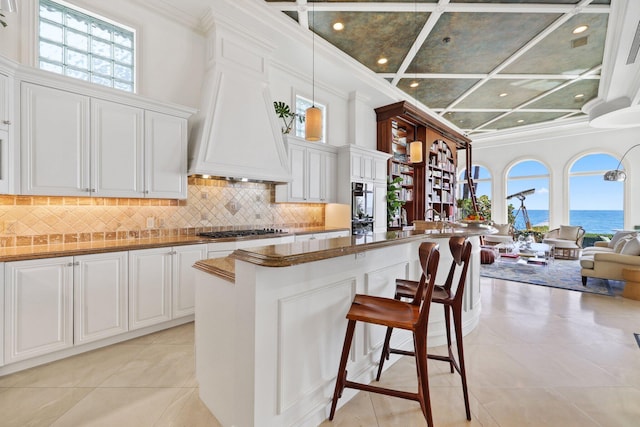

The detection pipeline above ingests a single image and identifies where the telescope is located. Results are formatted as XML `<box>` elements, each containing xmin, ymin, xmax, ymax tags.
<box><xmin>506</xmin><ymin>188</ymin><xmax>535</xmax><ymax>200</ymax></box>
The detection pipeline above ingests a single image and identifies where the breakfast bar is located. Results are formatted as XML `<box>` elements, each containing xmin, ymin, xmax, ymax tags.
<box><xmin>193</xmin><ymin>227</ymin><xmax>491</xmax><ymax>427</ymax></box>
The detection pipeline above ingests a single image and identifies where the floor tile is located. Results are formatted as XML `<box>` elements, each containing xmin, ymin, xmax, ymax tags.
<box><xmin>0</xmin><ymin>387</ymin><xmax>93</xmax><ymax>427</ymax></box>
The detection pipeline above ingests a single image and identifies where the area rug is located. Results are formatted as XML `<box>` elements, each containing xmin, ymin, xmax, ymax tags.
<box><xmin>480</xmin><ymin>259</ymin><xmax>625</xmax><ymax>296</ymax></box>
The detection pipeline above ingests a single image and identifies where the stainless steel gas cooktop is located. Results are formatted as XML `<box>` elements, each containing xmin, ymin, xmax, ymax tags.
<box><xmin>198</xmin><ymin>229</ymin><xmax>285</xmax><ymax>239</ymax></box>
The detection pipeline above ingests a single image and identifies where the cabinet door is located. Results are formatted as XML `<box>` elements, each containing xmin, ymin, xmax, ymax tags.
<box><xmin>351</xmin><ymin>152</ymin><xmax>363</xmax><ymax>180</ymax></box>
<box><xmin>307</xmin><ymin>148</ymin><xmax>323</xmax><ymax>202</ymax></box>
<box><xmin>373</xmin><ymin>157</ymin><xmax>388</xmax><ymax>183</ymax></box>
<box><xmin>74</xmin><ymin>252</ymin><xmax>128</xmax><ymax>345</ymax></box>
<box><xmin>172</xmin><ymin>244</ymin><xmax>207</xmax><ymax>318</ymax></box>
<box><xmin>129</xmin><ymin>248</ymin><xmax>172</xmax><ymax>330</ymax></box>
<box><xmin>323</xmin><ymin>151</ymin><xmax>338</xmax><ymax>203</ymax></box>
<box><xmin>92</xmin><ymin>99</ymin><xmax>144</xmax><ymax>197</ymax></box>
<box><xmin>0</xmin><ymin>130</ymin><xmax>8</xmax><ymax>194</ymax></box>
<box><xmin>0</xmin><ymin>262</ymin><xmax>3</xmax><ymax>367</ymax></box>
<box><xmin>0</xmin><ymin>73</ymin><xmax>9</xmax><ymax>132</ymax></box>
<box><xmin>4</xmin><ymin>257</ymin><xmax>74</xmax><ymax>364</ymax></box>
<box><xmin>374</xmin><ymin>183</ymin><xmax>388</xmax><ymax>233</ymax></box>
<box><xmin>287</xmin><ymin>143</ymin><xmax>307</xmax><ymax>202</ymax></box>
<box><xmin>145</xmin><ymin>111</ymin><xmax>188</xmax><ymax>199</ymax></box>
<box><xmin>21</xmin><ymin>83</ymin><xmax>90</xmax><ymax>196</ymax></box>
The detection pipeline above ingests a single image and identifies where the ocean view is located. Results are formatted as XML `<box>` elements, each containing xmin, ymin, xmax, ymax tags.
<box><xmin>513</xmin><ymin>210</ymin><xmax>624</xmax><ymax>234</ymax></box>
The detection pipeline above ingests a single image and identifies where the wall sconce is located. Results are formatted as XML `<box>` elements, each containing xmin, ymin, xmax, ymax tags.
<box><xmin>409</xmin><ymin>140</ymin><xmax>423</xmax><ymax>163</ymax></box>
<box><xmin>604</xmin><ymin>143</ymin><xmax>640</xmax><ymax>181</ymax></box>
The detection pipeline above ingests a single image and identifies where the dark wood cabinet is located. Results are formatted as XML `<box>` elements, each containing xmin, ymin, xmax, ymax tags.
<box><xmin>375</xmin><ymin>101</ymin><xmax>471</xmax><ymax>228</ymax></box>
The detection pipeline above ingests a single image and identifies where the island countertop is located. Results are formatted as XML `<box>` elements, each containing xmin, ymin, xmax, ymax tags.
<box><xmin>194</xmin><ymin>226</ymin><xmax>495</xmax><ymax>277</ymax></box>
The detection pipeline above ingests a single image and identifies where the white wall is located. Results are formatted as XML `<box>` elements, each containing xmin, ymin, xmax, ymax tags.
<box><xmin>464</xmin><ymin>124</ymin><xmax>640</xmax><ymax>231</ymax></box>
<box><xmin>0</xmin><ymin>0</ymin><xmax>206</xmax><ymax>109</ymax></box>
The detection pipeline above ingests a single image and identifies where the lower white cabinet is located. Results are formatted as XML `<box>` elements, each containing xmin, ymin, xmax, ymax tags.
<box><xmin>0</xmin><ymin>262</ymin><xmax>4</xmax><ymax>367</ymax></box>
<box><xmin>294</xmin><ymin>230</ymin><xmax>350</xmax><ymax>242</ymax></box>
<box><xmin>4</xmin><ymin>257</ymin><xmax>74</xmax><ymax>364</ymax></box>
<box><xmin>74</xmin><ymin>252</ymin><xmax>128</xmax><ymax>345</ymax></box>
<box><xmin>129</xmin><ymin>244</ymin><xmax>206</xmax><ymax>329</ymax></box>
<box><xmin>173</xmin><ymin>244</ymin><xmax>208</xmax><ymax>318</ymax></box>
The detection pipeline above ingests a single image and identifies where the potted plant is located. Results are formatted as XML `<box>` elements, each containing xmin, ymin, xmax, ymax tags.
<box><xmin>273</xmin><ymin>101</ymin><xmax>305</xmax><ymax>134</ymax></box>
<box><xmin>386</xmin><ymin>176</ymin><xmax>405</xmax><ymax>227</ymax></box>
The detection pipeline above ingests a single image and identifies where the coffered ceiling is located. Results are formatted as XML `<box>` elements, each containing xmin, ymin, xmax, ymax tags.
<box><xmin>260</xmin><ymin>0</ymin><xmax>638</xmax><ymax>136</ymax></box>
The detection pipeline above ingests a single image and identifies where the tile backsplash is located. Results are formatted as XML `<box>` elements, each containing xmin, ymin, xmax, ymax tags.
<box><xmin>0</xmin><ymin>177</ymin><xmax>325</xmax><ymax>247</ymax></box>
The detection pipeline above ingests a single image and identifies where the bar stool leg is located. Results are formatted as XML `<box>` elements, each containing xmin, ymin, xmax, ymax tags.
<box><xmin>452</xmin><ymin>307</ymin><xmax>471</xmax><ymax>420</ymax></box>
<box><xmin>375</xmin><ymin>326</ymin><xmax>394</xmax><ymax>381</ymax></box>
<box><xmin>329</xmin><ymin>320</ymin><xmax>356</xmax><ymax>420</ymax></box>
<box><xmin>443</xmin><ymin>305</ymin><xmax>454</xmax><ymax>373</ymax></box>
<box><xmin>413</xmin><ymin>328</ymin><xmax>434</xmax><ymax>427</ymax></box>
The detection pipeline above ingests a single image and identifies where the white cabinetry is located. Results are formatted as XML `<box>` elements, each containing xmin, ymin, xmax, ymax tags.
<box><xmin>21</xmin><ymin>83</ymin><xmax>90</xmax><ymax>196</ymax></box>
<box><xmin>20</xmin><ymin>80</ymin><xmax>191</xmax><ymax>199</ymax></box>
<box><xmin>276</xmin><ymin>137</ymin><xmax>337</xmax><ymax>203</ymax></box>
<box><xmin>74</xmin><ymin>252</ymin><xmax>128</xmax><ymax>345</ymax></box>
<box><xmin>145</xmin><ymin>111</ymin><xmax>188</xmax><ymax>199</ymax></box>
<box><xmin>172</xmin><ymin>244</ymin><xmax>207</xmax><ymax>318</ymax></box>
<box><xmin>129</xmin><ymin>244</ymin><xmax>206</xmax><ymax>329</ymax></box>
<box><xmin>92</xmin><ymin>99</ymin><xmax>144</xmax><ymax>197</ymax></box>
<box><xmin>294</xmin><ymin>230</ymin><xmax>350</xmax><ymax>242</ymax></box>
<box><xmin>0</xmin><ymin>73</ymin><xmax>10</xmax><ymax>132</ymax></box>
<box><xmin>4</xmin><ymin>257</ymin><xmax>74</xmax><ymax>364</ymax></box>
<box><xmin>0</xmin><ymin>262</ymin><xmax>4</xmax><ymax>367</ymax></box>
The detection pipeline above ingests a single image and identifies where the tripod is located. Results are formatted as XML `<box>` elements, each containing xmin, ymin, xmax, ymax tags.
<box><xmin>512</xmin><ymin>195</ymin><xmax>532</xmax><ymax>230</ymax></box>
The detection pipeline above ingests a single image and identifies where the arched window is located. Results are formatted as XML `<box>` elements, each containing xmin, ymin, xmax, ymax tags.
<box><xmin>569</xmin><ymin>154</ymin><xmax>623</xmax><ymax>234</ymax></box>
<box><xmin>507</xmin><ymin>160</ymin><xmax>549</xmax><ymax>230</ymax></box>
<box><xmin>457</xmin><ymin>165</ymin><xmax>491</xmax><ymax>219</ymax></box>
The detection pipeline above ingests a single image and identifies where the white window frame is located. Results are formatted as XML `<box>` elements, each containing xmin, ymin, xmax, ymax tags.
<box><xmin>294</xmin><ymin>93</ymin><xmax>327</xmax><ymax>143</ymax></box>
<box><xmin>36</xmin><ymin>0</ymin><xmax>136</xmax><ymax>92</ymax></box>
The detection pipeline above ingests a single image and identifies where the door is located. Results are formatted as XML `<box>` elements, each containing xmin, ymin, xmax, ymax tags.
<box><xmin>21</xmin><ymin>83</ymin><xmax>90</xmax><ymax>196</ymax></box>
<box><xmin>74</xmin><ymin>252</ymin><xmax>128</xmax><ymax>344</ymax></box>
<box><xmin>288</xmin><ymin>143</ymin><xmax>307</xmax><ymax>201</ymax></box>
<box><xmin>129</xmin><ymin>248</ymin><xmax>172</xmax><ymax>330</ymax></box>
<box><xmin>92</xmin><ymin>99</ymin><xmax>144</xmax><ymax>197</ymax></box>
<box><xmin>307</xmin><ymin>148</ymin><xmax>323</xmax><ymax>202</ymax></box>
<box><xmin>4</xmin><ymin>257</ymin><xmax>74</xmax><ymax>363</ymax></box>
<box><xmin>145</xmin><ymin>111</ymin><xmax>188</xmax><ymax>199</ymax></box>
<box><xmin>323</xmin><ymin>151</ymin><xmax>338</xmax><ymax>202</ymax></box>
<box><xmin>172</xmin><ymin>244</ymin><xmax>207</xmax><ymax>318</ymax></box>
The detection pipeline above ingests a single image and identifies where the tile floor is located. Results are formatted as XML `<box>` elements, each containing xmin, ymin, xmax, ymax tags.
<box><xmin>1</xmin><ymin>277</ymin><xmax>640</xmax><ymax>426</ymax></box>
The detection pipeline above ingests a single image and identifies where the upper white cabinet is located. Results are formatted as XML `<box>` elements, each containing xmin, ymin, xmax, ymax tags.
<box><xmin>276</xmin><ymin>137</ymin><xmax>338</xmax><ymax>203</ymax></box>
<box><xmin>340</xmin><ymin>145</ymin><xmax>388</xmax><ymax>184</ymax></box>
<box><xmin>92</xmin><ymin>99</ymin><xmax>145</xmax><ymax>197</ymax></box>
<box><xmin>0</xmin><ymin>73</ymin><xmax>10</xmax><ymax>132</ymax></box>
<box><xmin>145</xmin><ymin>111</ymin><xmax>188</xmax><ymax>199</ymax></box>
<box><xmin>74</xmin><ymin>252</ymin><xmax>129</xmax><ymax>345</ymax></box>
<box><xmin>21</xmin><ymin>83</ymin><xmax>90</xmax><ymax>196</ymax></box>
<box><xmin>4</xmin><ymin>257</ymin><xmax>74</xmax><ymax>364</ymax></box>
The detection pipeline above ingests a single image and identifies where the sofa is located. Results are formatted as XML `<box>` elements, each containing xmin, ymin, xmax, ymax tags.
<box><xmin>542</xmin><ymin>225</ymin><xmax>585</xmax><ymax>260</ymax></box>
<box><xmin>580</xmin><ymin>231</ymin><xmax>640</xmax><ymax>286</ymax></box>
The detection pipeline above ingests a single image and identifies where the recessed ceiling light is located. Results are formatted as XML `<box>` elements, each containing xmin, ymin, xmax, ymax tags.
<box><xmin>517</xmin><ymin>119</ymin><xmax>525</xmax><ymax>123</ymax></box>
<box><xmin>333</xmin><ymin>22</ymin><xmax>344</xmax><ymax>31</ymax></box>
<box><xmin>574</xmin><ymin>93</ymin><xmax>584</xmax><ymax>99</ymax></box>
<box><xmin>573</xmin><ymin>25</ymin><xmax>589</xmax><ymax>34</ymax></box>
<box><xmin>377</xmin><ymin>57</ymin><xmax>388</xmax><ymax>65</ymax></box>
<box><xmin>499</xmin><ymin>93</ymin><xmax>508</xmax><ymax>97</ymax></box>
<box><xmin>410</xmin><ymin>81</ymin><xmax>419</xmax><ymax>88</ymax></box>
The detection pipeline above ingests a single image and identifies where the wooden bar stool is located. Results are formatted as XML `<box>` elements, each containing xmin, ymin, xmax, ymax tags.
<box><xmin>376</xmin><ymin>236</ymin><xmax>473</xmax><ymax>421</ymax></box>
<box><xmin>329</xmin><ymin>242</ymin><xmax>440</xmax><ymax>426</ymax></box>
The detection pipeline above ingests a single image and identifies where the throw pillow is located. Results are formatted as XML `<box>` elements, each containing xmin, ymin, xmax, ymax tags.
<box><xmin>614</xmin><ymin>235</ymin><xmax>634</xmax><ymax>253</ymax></box>
<box><xmin>494</xmin><ymin>223</ymin><xmax>511</xmax><ymax>235</ymax></box>
<box><xmin>608</xmin><ymin>231</ymin><xmax>638</xmax><ymax>248</ymax></box>
<box><xmin>621</xmin><ymin>237</ymin><xmax>640</xmax><ymax>256</ymax></box>
<box><xmin>559</xmin><ymin>225</ymin><xmax>581</xmax><ymax>241</ymax></box>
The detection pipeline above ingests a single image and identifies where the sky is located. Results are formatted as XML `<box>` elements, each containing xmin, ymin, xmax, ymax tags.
<box><xmin>460</xmin><ymin>154</ymin><xmax>624</xmax><ymax>211</ymax></box>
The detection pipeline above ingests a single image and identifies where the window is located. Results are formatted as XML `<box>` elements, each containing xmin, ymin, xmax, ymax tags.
<box><xmin>295</xmin><ymin>94</ymin><xmax>326</xmax><ymax>142</ymax></box>
<box><xmin>457</xmin><ymin>165</ymin><xmax>492</xmax><ymax>220</ymax></box>
<box><xmin>507</xmin><ymin>160</ymin><xmax>549</xmax><ymax>231</ymax></box>
<box><xmin>38</xmin><ymin>0</ymin><xmax>135</xmax><ymax>92</ymax></box>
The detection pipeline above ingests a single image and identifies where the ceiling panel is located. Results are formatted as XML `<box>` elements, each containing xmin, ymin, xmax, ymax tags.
<box><xmin>455</xmin><ymin>78</ymin><xmax>565</xmax><ymax>109</ymax></box>
<box><xmin>443</xmin><ymin>111</ymin><xmax>505</xmax><ymax>129</ymax></box>
<box><xmin>489</xmin><ymin>110</ymin><xmax>572</xmax><ymax>130</ymax></box>
<box><xmin>398</xmin><ymin>78</ymin><xmax>480</xmax><ymax>108</ymax></box>
<box><xmin>408</xmin><ymin>12</ymin><xmax>561</xmax><ymax>74</ymax></box>
<box><xmin>526</xmin><ymin>78</ymin><xmax>600</xmax><ymax>109</ymax></box>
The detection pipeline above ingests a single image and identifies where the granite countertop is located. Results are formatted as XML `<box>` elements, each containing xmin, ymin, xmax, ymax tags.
<box><xmin>194</xmin><ymin>226</ymin><xmax>495</xmax><ymax>280</ymax></box>
<box><xmin>0</xmin><ymin>227</ymin><xmax>351</xmax><ymax>262</ymax></box>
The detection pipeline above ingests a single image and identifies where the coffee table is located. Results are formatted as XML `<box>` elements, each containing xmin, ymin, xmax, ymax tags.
<box><xmin>492</xmin><ymin>242</ymin><xmax>553</xmax><ymax>266</ymax></box>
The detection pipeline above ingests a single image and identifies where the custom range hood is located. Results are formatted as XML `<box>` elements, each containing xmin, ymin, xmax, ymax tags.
<box><xmin>188</xmin><ymin>17</ymin><xmax>291</xmax><ymax>183</ymax></box>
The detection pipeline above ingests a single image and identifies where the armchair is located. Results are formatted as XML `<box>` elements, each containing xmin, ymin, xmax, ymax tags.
<box><xmin>483</xmin><ymin>223</ymin><xmax>514</xmax><ymax>245</ymax></box>
<box><xmin>542</xmin><ymin>225</ymin><xmax>585</xmax><ymax>260</ymax></box>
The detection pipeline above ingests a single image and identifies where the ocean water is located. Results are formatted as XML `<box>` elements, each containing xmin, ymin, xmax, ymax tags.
<box><xmin>513</xmin><ymin>210</ymin><xmax>623</xmax><ymax>234</ymax></box>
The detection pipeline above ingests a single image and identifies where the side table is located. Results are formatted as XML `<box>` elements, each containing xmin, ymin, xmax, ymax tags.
<box><xmin>622</xmin><ymin>268</ymin><xmax>640</xmax><ymax>300</ymax></box>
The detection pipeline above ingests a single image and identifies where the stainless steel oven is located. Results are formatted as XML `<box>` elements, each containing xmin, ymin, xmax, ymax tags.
<box><xmin>351</xmin><ymin>182</ymin><xmax>374</xmax><ymax>235</ymax></box>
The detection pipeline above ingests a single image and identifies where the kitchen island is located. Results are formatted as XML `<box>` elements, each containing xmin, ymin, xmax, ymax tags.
<box><xmin>193</xmin><ymin>228</ymin><xmax>491</xmax><ymax>427</ymax></box>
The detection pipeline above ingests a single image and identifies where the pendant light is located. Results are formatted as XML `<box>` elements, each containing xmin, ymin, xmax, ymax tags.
<box><xmin>306</xmin><ymin>1</ymin><xmax>322</xmax><ymax>141</ymax></box>
<box><xmin>409</xmin><ymin>0</ymin><xmax>423</xmax><ymax>163</ymax></box>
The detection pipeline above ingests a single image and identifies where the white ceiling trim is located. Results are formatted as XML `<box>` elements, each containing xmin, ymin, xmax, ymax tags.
<box><xmin>379</xmin><ymin>73</ymin><xmax>602</xmax><ymax>80</ymax></box>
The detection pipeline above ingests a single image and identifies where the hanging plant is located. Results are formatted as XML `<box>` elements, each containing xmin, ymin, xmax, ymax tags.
<box><xmin>273</xmin><ymin>101</ymin><xmax>305</xmax><ymax>134</ymax></box>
